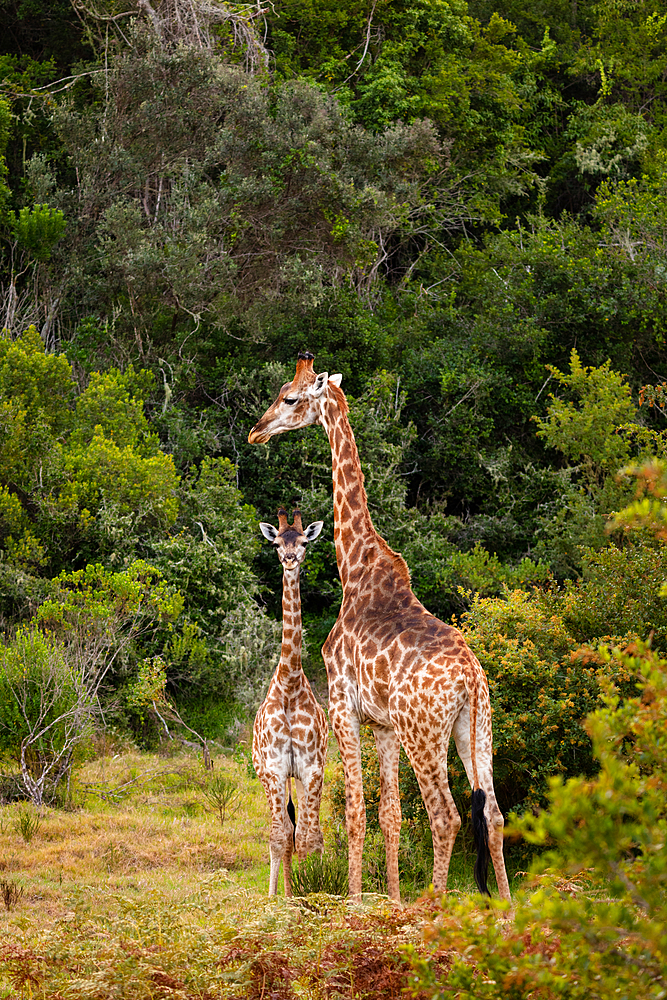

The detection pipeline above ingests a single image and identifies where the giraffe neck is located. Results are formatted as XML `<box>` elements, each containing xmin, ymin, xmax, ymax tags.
<box><xmin>277</xmin><ymin>566</ymin><xmax>304</xmax><ymax>681</ymax></box>
<box><xmin>320</xmin><ymin>392</ymin><xmax>392</xmax><ymax>591</ymax></box>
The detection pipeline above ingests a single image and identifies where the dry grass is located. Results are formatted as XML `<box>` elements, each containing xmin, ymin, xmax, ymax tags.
<box><xmin>0</xmin><ymin>739</ymin><xmax>443</xmax><ymax>999</ymax></box>
<box><xmin>0</xmin><ymin>748</ymin><xmax>272</xmax><ymax>914</ymax></box>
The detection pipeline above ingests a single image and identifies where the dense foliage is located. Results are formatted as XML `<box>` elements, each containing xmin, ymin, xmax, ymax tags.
<box><xmin>1</xmin><ymin>0</ymin><xmax>667</xmax><ymax>873</ymax></box>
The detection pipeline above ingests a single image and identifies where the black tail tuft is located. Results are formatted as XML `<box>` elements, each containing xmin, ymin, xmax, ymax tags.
<box><xmin>287</xmin><ymin>790</ymin><xmax>296</xmax><ymax>847</ymax></box>
<box><xmin>472</xmin><ymin>788</ymin><xmax>491</xmax><ymax>897</ymax></box>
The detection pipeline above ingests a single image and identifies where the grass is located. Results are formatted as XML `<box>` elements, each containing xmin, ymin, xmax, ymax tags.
<box><xmin>12</xmin><ymin>808</ymin><xmax>41</xmax><ymax>844</ymax></box>
<box><xmin>289</xmin><ymin>850</ymin><xmax>349</xmax><ymax>898</ymax></box>
<box><xmin>0</xmin><ymin>737</ymin><xmax>526</xmax><ymax>999</ymax></box>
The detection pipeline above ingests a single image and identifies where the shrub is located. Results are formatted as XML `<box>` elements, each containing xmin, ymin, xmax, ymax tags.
<box><xmin>0</xmin><ymin>628</ymin><xmax>93</xmax><ymax>806</ymax></box>
<box><xmin>289</xmin><ymin>852</ymin><xmax>349</xmax><ymax>897</ymax></box>
<box><xmin>0</xmin><ymin>562</ymin><xmax>183</xmax><ymax>804</ymax></box>
<box><xmin>202</xmin><ymin>774</ymin><xmax>238</xmax><ymax>826</ymax></box>
<box><xmin>458</xmin><ymin>588</ymin><xmax>637</xmax><ymax>815</ymax></box>
<box><xmin>549</xmin><ymin>541</ymin><xmax>667</xmax><ymax>650</ymax></box>
<box><xmin>13</xmin><ymin>807</ymin><xmax>41</xmax><ymax>843</ymax></box>
<box><xmin>0</xmin><ymin>879</ymin><xmax>24</xmax><ymax>911</ymax></box>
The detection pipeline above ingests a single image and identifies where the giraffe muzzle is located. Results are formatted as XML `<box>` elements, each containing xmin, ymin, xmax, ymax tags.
<box><xmin>248</xmin><ymin>425</ymin><xmax>272</xmax><ymax>444</ymax></box>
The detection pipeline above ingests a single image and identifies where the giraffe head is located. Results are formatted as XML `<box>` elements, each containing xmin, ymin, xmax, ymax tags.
<box><xmin>248</xmin><ymin>352</ymin><xmax>343</xmax><ymax>444</ymax></box>
<box><xmin>259</xmin><ymin>507</ymin><xmax>324</xmax><ymax>571</ymax></box>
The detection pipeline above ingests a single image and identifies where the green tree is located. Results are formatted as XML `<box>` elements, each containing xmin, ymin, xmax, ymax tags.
<box><xmin>531</xmin><ymin>350</ymin><xmax>643</xmax><ymax>574</ymax></box>
<box><xmin>0</xmin><ymin>560</ymin><xmax>182</xmax><ymax>804</ymax></box>
<box><xmin>70</xmin><ymin>366</ymin><xmax>157</xmax><ymax>452</ymax></box>
<box><xmin>0</xmin><ymin>325</ymin><xmax>74</xmax><ymax>451</ymax></box>
<box><xmin>534</xmin><ymin>347</ymin><xmax>635</xmax><ymax>484</ymax></box>
<box><xmin>51</xmin><ymin>33</ymin><xmax>442</xmax><ymax>348</ymax></box>
<box><xmin>574</xmin><ymin>0</ymin><xmax>667</xmax><ymax>124</ymax></box>
<box><xmin>0</xmin><ymin>331</ymin><xmax>182</xmax><ymax>573</ymax></box>
<box><xmin>0</xmin><ymin>326</ymin><xmax>75</xmax><ymax>578</ymax></box>
<box><xmin>150</xmin><ymin>456</ymin><xmax>282</xmax><ymax>708</ymax></box>
<box><xmin>57</xmin><ymin>430</ymin><xmax>179</xmax><ymax>532</ymax></box>
<box><xmin>9</xmin><ymin>203</ymin><xmax>65</xmax><ymax>262</ymax></box>
<box><xmin>0</xmin><ymin>97</ymin><xmax>11</xmax><ymax>213</ymax></box>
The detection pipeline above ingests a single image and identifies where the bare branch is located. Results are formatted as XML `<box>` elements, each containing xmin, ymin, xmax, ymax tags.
<box><xmin>71</xmin><ymin>0</ymin><xmax>270</xmax><ymax>72</ymax></box>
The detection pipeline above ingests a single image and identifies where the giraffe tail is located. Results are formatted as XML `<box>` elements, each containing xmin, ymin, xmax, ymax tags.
<box><xmin>472</xmin><ymin>789</ymin><xmax>490</xmax><ymax>896</ymax></box>
<box><xmin>287</xmin><ymin>779</ymin><xmax>296</xmax><ymax>848</ymax></box>
<box><xmin>465</xmin><ymin>668</ymin><xmax>491</xmax><ymax>897</ymax></box>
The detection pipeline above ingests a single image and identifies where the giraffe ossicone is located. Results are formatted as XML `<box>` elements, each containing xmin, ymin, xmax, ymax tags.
<box><xmin>249</xmin><ymin>354</ymin><xmax>511</xmax><ymax>903</ymax></box>
<box><xmin>252</xmin><ymin>506</ymin><xmax>328</xmax><ymax>897</ymax></box>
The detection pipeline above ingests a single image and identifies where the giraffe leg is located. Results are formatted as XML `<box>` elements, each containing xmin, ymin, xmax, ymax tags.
<box><xmin>402</xmin><ymin>737</ymin><xmax>461</xmax><ymax>891</ymax></box>
<box><xmin>487</xmin><ymin>797</ymin><xmax>510</xmax><ymax>901</ymax></box>
<box><xmin>423</xmin><ymin>769</ymin><xmax>461</xmax><ymax>890</ymax></box>
<box><xmin>301</xmin><ymin>711</ymin><xmax>328</xmax><ymax>857</ymax></box>
<box><xmin>473</xmin><ymin>761</ymin><xmax>510</xmax><ymax>901</ymax></box>
<box><xmin>452</xmin><ymin>705</ymin><xmax>511</xmax><ymax>901</ymax></box>
<box><xmin>292</xmin><ymin>777</ymin><xmax>305</xmax><ymax>859</ymax></box>
<box><xmin>260</xmin><ymin>775</ymin><xmax>289</xmax><ymax>897</ymax></box>
<box><xmin>331</xmin><ymin>710</ymin><xmax>365</xmax><ymax>901</ymax></box>
<box><xmin>294</xmin><ymin>775</ymin><xmax>322</xmax><ymax>860</ymax></box>
<box><xmin>298</xmin><ymin>770</ymin><xmax>325</xmax><ymax>858</ymax></box>
<box><xmin>373</xmin><ymin>727</ymin><xmax>402</xmax><ymax>902</ymax></box>
<box><xmin>308</xmin><ymin>710</ymin><xmax>328</xmax><ymax>855</ymax></box>
<box><xmin>268</xmin><ymin>824</ymin><xmax>287</xmax><ymax>895</ymax></box>
<box><xmin>253</xmin><ymin>714</ymin><xmax>284</xmax><ymax>896</ymax></box>
<box><xmin>283</xmin><ymin>781</ymin><xmax>295</xmax><ymax>897</ymax></box>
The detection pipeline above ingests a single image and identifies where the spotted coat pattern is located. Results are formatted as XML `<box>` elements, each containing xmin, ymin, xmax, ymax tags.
<box><xmin>252</xmin><ymin>508</ymin><xmax>328</xmax><ymax>896</ymax></box>
<box><xmin>249</xmin><ymin>357</ymin><xmax>511</xmax><ymax>903</ymax></box>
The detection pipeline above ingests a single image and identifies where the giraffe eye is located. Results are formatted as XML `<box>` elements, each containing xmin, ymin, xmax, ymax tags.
<box><xmin>284</xmin><ymin>397</ymin><xmax>298</xmax><ymax>405</ymax></box>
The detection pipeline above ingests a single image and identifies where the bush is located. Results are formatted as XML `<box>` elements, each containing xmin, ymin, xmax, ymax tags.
<box><xmin>0</xmin><ymin>561</ymin><xmax>183</xmax><ymax>803</ymax></box>
<box><xmin>460</xmin><ymin>587</ymin><xmax>640</xmax><ymax>815</ymax></box>
<box><xmin>289</xmin><ymin>852</ymin><xmax>349</xmax><ymax>897</ymax></box>
<box><xmin>0</xmin><ymin>627</ymin><xmax>94</xmax><ymax>805</ymax></box>
<box><xmin>552</xmin><ymin>541</ymin><xmax>667</xmax><ymax>649</ymax></box>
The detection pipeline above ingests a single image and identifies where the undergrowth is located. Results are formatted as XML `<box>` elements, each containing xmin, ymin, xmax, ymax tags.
<box><xmin>0</xmin><ymin>742</ymin><xmax>444</xmax><ymax>998</ymax></box>
<box><xmin>0</xmin><ymin>890</ymin><xmax>439</xmax><ymax>999</ymax></box>
<box><xmin>289</xmin><ymin>851</ymin><xmax>349</xmax><ymax>897</ymax></box>
<box><xmin>0</xmin><ymin>741</ymin><xmax>526</xmax><ymax>999</ymax></box>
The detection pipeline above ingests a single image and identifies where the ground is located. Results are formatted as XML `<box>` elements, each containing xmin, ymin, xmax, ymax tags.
<box><xmin>0</xmin><ymin>741</ymin><xmax>514</xmax><ymax>999</ymax></box>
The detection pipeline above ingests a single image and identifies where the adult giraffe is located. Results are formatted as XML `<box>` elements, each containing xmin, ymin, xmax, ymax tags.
<box><xmin>249</xmin><ymin>353</ymin><xmax>510</xmax><ymax>903</ymax></box>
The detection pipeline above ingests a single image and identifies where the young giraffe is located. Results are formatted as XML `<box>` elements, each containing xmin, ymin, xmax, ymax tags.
<box><xmin>252</xmin><ymin>506</ymin><xmax>328</xmax><ymax>897</ymax></box>
<box><xmin>249</xmin><ymin>353</ymin><xmax>511</xmax><ymax>903</ymax></box>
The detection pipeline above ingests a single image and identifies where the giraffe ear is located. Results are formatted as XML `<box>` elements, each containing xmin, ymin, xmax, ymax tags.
<box><xmin>259</xmin><ymin>522</ymin><xmax>278</xmax><ymax>542</ymax></box>
<box><xmin>329</xmin><ymin>373</ymin><xmax>343</xmax><ymax>388</ymax></box>
<box><xmin>309</xmin><ymin>371</ymin><xmax>329</xmax><ymax>397</ymax></box>
<box><xmin>304</xmin><ymin>521</ymin><xmax>324</xmax><ymax>542</ymax></box>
